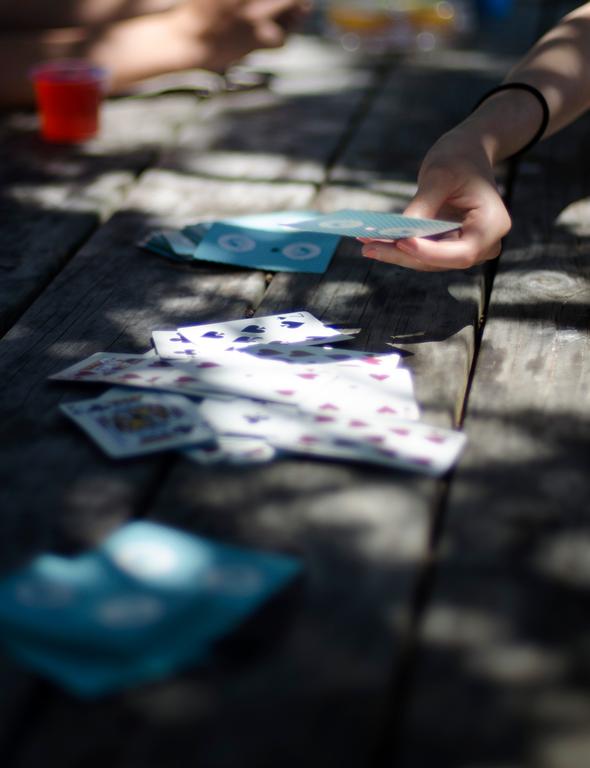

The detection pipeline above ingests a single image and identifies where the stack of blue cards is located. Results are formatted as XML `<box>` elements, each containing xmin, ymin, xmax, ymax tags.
<box><xmin>140</xmin><ymin>211</ymin><xmax>340</xmax><ymax>274</ymax></box>
<box><xmin>0</xmin><ymin>522</ymin><xmax>301</xmax><ymax>697</ymax></box>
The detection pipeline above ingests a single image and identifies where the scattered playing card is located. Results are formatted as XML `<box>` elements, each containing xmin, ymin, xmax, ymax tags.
<box><xmin>298</xmin><ymin>367</ymin><xmax>420</xmax><ymax>422</ymax></box>
<box><xmin>199</xmin><ymin>397</ymin><xmax>298</xmax><ymax>441</ymax></box>
<box><xmin>0</xmin><ymin>551</ymin><xmax>189</xmax><ymax>658</ymax></box>
<box><xmin>191</xmin><ymin>221</ymin><xmax>338</xmax><ymax>274</ymax></box>
<box><xmin>166</xmin><ymin>348</ymin><xmax>339</xmax><ymax>405</ymax></box>
<box><xmin>270</xmin><ymin>411</ymin><xmax>466</xmax><ymax>477</ymax></box>
<box><xmin>47</xmin><ymin>311</ymin><xmax>466</xmax><ymax>476</ymax></box>
<box><xmin>285</xmin><ymin>209</ymin><xmax>460</xmax><ymax>240</ymax></box>
<box><xmin>152</xmin><ymin>331</ymin><xmax>362</xmax><ymax>362</ymax></box>
<box><xmin>177</xmin><ymin>311</ymin><xmax>355</xmax><ymax>350</ymax></box>
<box><xmin>198</xmin><ymin>397</ymin><xmax>463</xmax><ymax>476</ymax></box>
<box><xmin>60</xmin><ymin>390</ymin><xmax>213</xmax><ymax>458</ymax></box>
<box><xmin>239</xmin><ymin>342</ymin><xmax>400</xmax><ymax>369</ymax></box>
<box><xmin>138</xmin><ymin>230</ymin><xmax>200</xmax><ymax>263</ymax></box>
<box><xmin>0</xmin><ymin>522</ymin><xmax>301</xmax><ymax>696</ymax></box>
<box><xmin>142</xmin><ymin>212</ymin><xmax>339</xmax><ymax>273</ymax></box>
<box><xmin>184</xmin><ymin>435</ymin><xmax>277</xmax><ymax>465</ymax></box>
<box><xmin>50</xmin><ymin>352</ymin><xmax>152</xmax><ymax>382</ymax></box>
<box><xmin>50</xmin><ymin>352</ymin><xmax>228</xmax><ymax>399</ymax></box>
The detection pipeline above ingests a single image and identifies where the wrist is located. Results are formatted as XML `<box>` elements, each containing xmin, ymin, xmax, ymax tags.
<box><xmin>465</xmin><ymin>85</ymin><xmax>548</xmax><ymax>164</ymax></box>
<box><xmin>424</xmin><ymin>126</ymin><xmax>495</xmax><ymax>174</ymax></box>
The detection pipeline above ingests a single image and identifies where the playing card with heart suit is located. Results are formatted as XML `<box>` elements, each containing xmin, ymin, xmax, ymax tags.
<box><xmin>270</xmin><ymin>411</ymin><xmax>466</xmax><ymax>476</ymax></box>
<box><xmin>50</xmin><ymin>352</ymin><xmax>227</xmax><ymax>398</ymax></box>
<box><xmin>167</xmin><ymin>348</ymin><xmax>339</xmax><ymax>405</ymax></box>
<box><xmin>198</xmin><ymin>396</ymin><xmax>463</xmax><ymax>475</ymax></box>
<box><xmin>297</xmin><ymin>367</ymin><xmax>420</xmax><ymax>422</ymax></box>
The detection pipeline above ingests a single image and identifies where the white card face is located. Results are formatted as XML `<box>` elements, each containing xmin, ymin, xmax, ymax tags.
<box><xmin>167</xmin><ymin>349</ymin><xmax>340</xmax><ymax>405</ymax></box>
<box><xmin>199</xmin><ymin>398</ymin><xmax>298</xmax><ymax>440</ymax></box>
<box><xmin>298</xmin><ymin>367</ymin><xmax>420</xmax><ymax>422</ymax></box>
<box><xmin>151</xmin><ymin>330</ymin><xmax>200</xmax><ymax>361</ymax></box>
<box><xmin>162</xmin><ymin>342</ymin><xmax>401</xmax><ymax>406</ymax></box>
<box><xmin>270</xmin><ymin>412</ymin><xmax>466</xmax><ymax>476</ymax></box>
<box><xmin>60</xmin><ymin>391</ymin><xmax>213</xmax><ymax>458</ymax></box>
<box><xmin>50</xmin><ymin>352</ymin><xmax>229</xmax><ymax>399</ymax></box>
<box><xmin>199</xmin><ymin>397</ymin><xmax>465</xmax><ymax>476</ymax></box>
<box><xmin>184</xmin><ymin>435</ymin><xmax>276</xmax><ymax>465</ymax></box>
<box><xmin>50</xmin><ymin>353</ymin><xmax>151</xmax><ymax>382</ymax></box>
<box><xmin>176</xmin><ymin>311</ymin><xmax>354</xmax><ymax>351</ymax></box>
<box><xmin>238</xmin><ymin>343</ymin><xmax>400</xmax><ymax>370</ymax></box>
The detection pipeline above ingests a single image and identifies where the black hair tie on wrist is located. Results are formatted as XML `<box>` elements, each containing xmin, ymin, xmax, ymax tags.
<box><xmin>471</xmin><ymin>82</ymin><xmax>550</xmax><ymax>159</ymax></box>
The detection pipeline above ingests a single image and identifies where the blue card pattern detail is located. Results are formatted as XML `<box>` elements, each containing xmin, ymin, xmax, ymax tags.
<box><xmin>284</xmin><ymin>209</ymin><xmax>460</xmax><ymax>240</ymax></box>
<box><xmin>193</xmin><ymin>222</ymin><xmax>337</xmax><ymax>274</ymax></box>
<box><xmin>141</xmin><ymin>211</ymin><xmax>339</xmax><ymax>273</ymax></box>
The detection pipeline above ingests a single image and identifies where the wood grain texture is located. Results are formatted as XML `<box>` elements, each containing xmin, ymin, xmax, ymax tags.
<box><xmin>0</xmin><ymin>43</ymin><xmax>448</xmax><ymax>768</ymax></box>
<box><xmin>6</xmin><ymin>49</ymin><xmax>488</xmax><ymax>768</ymax></box>
<box><xmin>0</xmin><ymin>38</ymin><xmax>404</xmax><ymax>765</ymax></box>
<box><xmin>399</xmin><ymin>44</ymin><xmax>590</xmax><ymax>768</ymax></box>
<box><xmin>0</xmin><ymin>94</ymin><xmax>206</xmax><ymax>338</ymax></box>
<box><xmin>0</xmin><ymin>8</ymin><xmax>567</xmax><ymax>765</ymax></box>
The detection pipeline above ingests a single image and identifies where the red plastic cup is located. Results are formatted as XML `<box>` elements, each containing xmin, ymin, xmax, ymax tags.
<box><xmin>30</xmin><ymin>59</ymin><xmax>109</xmax><ymax>143</ymax></box>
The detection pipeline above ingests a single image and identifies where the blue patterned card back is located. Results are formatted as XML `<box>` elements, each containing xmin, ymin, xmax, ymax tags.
<box><xmin>285</xmin><ymin>209</ymin><xmax>460</xmax><ymax>240</ymax></box>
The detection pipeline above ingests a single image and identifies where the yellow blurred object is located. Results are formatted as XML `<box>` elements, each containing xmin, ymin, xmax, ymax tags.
<box><xmin>326</xmin><ymin>4</ymin><xmax>393</xmax><ymax>34</ymax></box>
<box><xmin>407</xmin><ymin>1</ymin><xmax>455</xmax><ymax>27</ymax></box>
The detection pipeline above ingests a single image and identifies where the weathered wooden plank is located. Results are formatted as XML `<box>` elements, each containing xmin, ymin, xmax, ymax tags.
<box><xmin>0</xmin><ymin>38</ymin><xmax>387</xmax><ymax>759</ymax></box>
<box><xmin>0</xmin><ymin>13</ymin><xmax>550</xmax><ymax>765</ymax></box>
<box><xmin>3</xmin><ymin>44</ymin><xmax>496</xmax><ymax>768</ymax></box>
<box><xmin>0</xmin><ymin>178</ymin><xmax>328</xmax><ymax>557</ymax></box>
<box><xmin>166</xmin><ymin>67</ymin><xmax>375</xmax><ymax>185</ymax></box>
<box><xmin>399</xmin><ymin>64</ymin><xmax>590</xmax><ymax>768</ymax></box>
<box><xmin>0</xmin><ymin>94</ymin><xmax>208</xmax><ymax>338</ymax></box>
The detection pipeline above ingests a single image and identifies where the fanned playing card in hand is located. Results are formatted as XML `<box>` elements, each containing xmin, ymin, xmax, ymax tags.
<box><xmin>60</xmin><ymin>390</ymin><xmax>213</xmax><ymax>458</ymax></box>
<box><xmin>285</xmin><ymin>209</ymin><xmax>460</xmax><ymax>240</ymax></box>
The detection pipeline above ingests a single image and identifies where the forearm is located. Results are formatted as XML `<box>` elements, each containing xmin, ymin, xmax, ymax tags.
<box><xmin>440</xmin><ymin>2</ymin><xmax>590</xmax><ymax>166</ymax></box>
<box><xmin>0</xmin><ymin>10</ymin><xmax>205</xmax><ymax>108</ymax></box>
<box><xmin>0</xmin><ymin>0</ymin><xmax>179</xmax><ymax>30</ymax></box>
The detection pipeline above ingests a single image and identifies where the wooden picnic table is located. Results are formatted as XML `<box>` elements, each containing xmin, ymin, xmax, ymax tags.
<box><xmin>1</xmin><ymin>1</ymin><xmax>589</xmax><ymax>766</ymax></box>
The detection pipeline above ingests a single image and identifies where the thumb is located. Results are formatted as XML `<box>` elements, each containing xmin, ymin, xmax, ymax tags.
<box><xmin>403</xmin><ymin>169</ymin><xmax>453</xmax><ymax>220</ymax></box>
